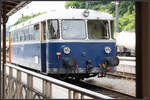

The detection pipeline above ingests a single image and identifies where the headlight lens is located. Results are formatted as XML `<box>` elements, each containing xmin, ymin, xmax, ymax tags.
<box><xmin>64</xmin><ymin>47</ymin><xmax>71</xmax><ymax>54</ymax></box>
<box><xmin>83</xmin><ymin>9</ymin><xmax>89</xmax><ymax>17</ymax></box>
<box><xmin>105</xmin><ymin>46</ymin><xmax>111</xmax><ymax>54</ymax></box>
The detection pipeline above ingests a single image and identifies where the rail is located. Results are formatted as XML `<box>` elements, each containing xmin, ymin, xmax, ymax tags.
<box><xmin>116</xmin><ymin>56</ymin><xmax>136</xmax><ymax>75</ymax></box>
<box><xmin>118</xmin><ymin>56</ymin><xmax>136</xmax><ymax>61</ymax></box>
<box><xmin>1</xmin><ymin>63</ymin><xmax>113</xmax><ymax>99</ymax></box>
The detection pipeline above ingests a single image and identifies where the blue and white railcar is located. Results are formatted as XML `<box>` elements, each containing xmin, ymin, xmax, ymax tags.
<box><xmin>9</xmin><ymin>9</ymin><xmax>119</xmax><ymax>79</ymax></box>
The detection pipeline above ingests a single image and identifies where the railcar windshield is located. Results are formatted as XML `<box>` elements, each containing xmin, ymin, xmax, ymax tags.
<box><xmin>47</xmin><ymin>20</ymin><xmax>60</xmax><ymax>39</ymax></box>
<box><xmin>62</xmin><ymin>20</ymin><xmax>86</xmax><ymax>39</ymax></box>
<box><xmin>110</xmin><ymin>20</ymin><xmax>114</xmax><ymax>39</ymax></box>
<box><xmin>87</xmin><ymin>20</ymin><xmax>110</xmax><ymax>39</ymax></box>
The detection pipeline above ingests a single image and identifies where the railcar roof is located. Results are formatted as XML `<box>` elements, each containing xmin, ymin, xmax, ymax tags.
<box><xmin>10</xmin><ymin>8</ymin><xmax>114</xmax><ymax>31</ymax></box>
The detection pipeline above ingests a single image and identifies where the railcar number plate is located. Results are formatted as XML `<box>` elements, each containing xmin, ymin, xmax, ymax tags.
<box><xmin>35</xmin><ymin>56</ymin><xmax>39</xmax><ymax>64</ymax></box>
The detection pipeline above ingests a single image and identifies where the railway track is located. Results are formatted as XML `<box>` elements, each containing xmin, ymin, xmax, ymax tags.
<box><xmin>63</xmin><ymin>78</ymin><xmax>135</xmax><ymax>99</ymax></box>
<box><xmin>113</xmin><ymin>56</ymin><xmax>136</xmax><ymax>80</ymax></box>
<box><xmin>106</xmin><ymin>71</ymin><xmax>136</xmax><ymax>80</ymax></box>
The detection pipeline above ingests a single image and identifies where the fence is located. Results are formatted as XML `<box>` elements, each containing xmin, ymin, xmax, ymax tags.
<box><xmin>1</xmin><ymin>63</ymin><xmax>112</xmax><ymax>99</ymax></box>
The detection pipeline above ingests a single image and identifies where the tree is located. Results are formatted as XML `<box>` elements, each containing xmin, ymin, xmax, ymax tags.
<box><xmin>65</xmin><ymin>1</ymin><xmax>135</xmax><ymax>32</ymax></box>
<box><xmin>14</xmin><ymin>12</ymin><xmax>46</xmax><ymax>26</ymax></box>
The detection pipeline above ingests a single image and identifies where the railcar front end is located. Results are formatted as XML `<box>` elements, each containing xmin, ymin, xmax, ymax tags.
<box><xmin>46</xmin><ymin>19</ymin><xmax>119</xmax><ymax>79</ymax></box>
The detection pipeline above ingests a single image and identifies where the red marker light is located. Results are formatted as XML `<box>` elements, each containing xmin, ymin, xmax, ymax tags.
<box><xmin>106</xmin><ymin>67</ymin><xmax>111</xmax><ymax>72</ymax></box>
<box><xmin>56</xmin><ymin>52</ymin><xmax>61</xmax><ymax>56</ymax></box>
<box><xmin>56</xmin><ymin>52</ymin><xmax>61</xmax><ymax>59</ymax></box>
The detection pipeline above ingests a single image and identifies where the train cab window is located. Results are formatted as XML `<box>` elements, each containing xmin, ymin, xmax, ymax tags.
<box><xmin>47</xmin><ymin>20</ymin><xmax>59</xmax><ymax>39</ymax></box>
<box><xmin>87</xmin><ymin>20</ymin><xmax>110</xmax><ymax>39</ymax></box>
<box><xmin>62</xmin><ymin>20</ymin><xmax>86</xmax><ymax>39</ymax></box>
<box><xmin>34</xmin><ymin>24</ymin><xmax>40</xmax><ymax>41</ymax></box>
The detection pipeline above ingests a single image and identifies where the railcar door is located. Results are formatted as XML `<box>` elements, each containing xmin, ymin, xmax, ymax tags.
<box><xmin>46</xmin><ymin>19</ymin><xmax>60</xmax><ymax>74</ymax></box>
<box><xmin>40</xmin><ymin>21</ymin><xmax>47</xmax><ymax>72</ymax></box>
<box><xmin>9</xmin><ymin>32</ymin><xmax>11</xmax><ymax>63</ymax></box>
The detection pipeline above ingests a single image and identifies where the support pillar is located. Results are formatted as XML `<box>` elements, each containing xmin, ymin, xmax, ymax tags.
<box><xmin>136</xmin><ymin>1</ymin><xmax>150</xmax><ymax>98</ymax></box>
<box><xmin>0</xmin><ymin>1</ymin><xmax>2</xmax><ymax>99</ymax></box>
<box><xmin>2</xmin><ymin>3</ymin><xmax>7</xmax><ymax>98</ymax></box>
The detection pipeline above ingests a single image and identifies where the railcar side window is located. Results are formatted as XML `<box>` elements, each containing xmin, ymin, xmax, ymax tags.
<box><xmin>18</xmin><ymin>31</ymin><xmax>20</xmax><ymax>42</ymax></box>
<box><xmin>87</xmin><ymin>20</ymin><xmax>109</xmax><ymax>39</ymax></box>
<box><xmin>15</xmin><ymin>30</ymin><xmax>18</xmax><ymax>42</ymax></box>
<box><xmin>13</xmin><ymin>31</ymin><xmax>16</xmax><ymax>42</ymax></box>
<box><xmin>29</xmin><ymin>25</ymin><xmax>34</xmax><ymax>40</ymax></box>
<box><xmin>20</xmin><ymin>30</ymin><xmax>23</xmax><ymax>42</ymax></box>
<box><xmin>11</xmin><ymin>31</ymin><xmax>13</xmax><ymax>42</ymax></box>
<box><xmin>21</xmin><ymin>29</ymin><xmax>25</xmax><ymax>41</ymax></box>
<box><xmin>34</xmin><ymin>24</ymin><xmax>40</xmax><ymax>40</ymax></box>
<box><xmin>62</xmin><ymin>20</ymin><xmax>86</xmax><ymax>39</ymax></box>
<box><xmin>17</xmin><ymin>30</ymin><xmax>20</xmax><ymax>42</ymax></box>
<box><xmin>25</xmin><ymin>27</ymin><xmax>29</xmax><ymax>41</ymax></box>
<box><xmin>47</xmin><ymin>20</ymin><xmax>59</xmax><ymax>39</ymax></box>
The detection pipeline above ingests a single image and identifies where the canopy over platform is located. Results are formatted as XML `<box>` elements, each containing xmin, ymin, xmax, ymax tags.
<box><xmin>1</xmin><ymin>1</ymin><xmax>30</xmax><ymax>16</ymax></box>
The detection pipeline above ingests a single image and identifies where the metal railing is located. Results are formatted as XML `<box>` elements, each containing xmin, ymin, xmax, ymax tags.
<box><xmin>1</xmin><ymin>63</ymin><xmax>113</xmax><ymax>99</ymax></box>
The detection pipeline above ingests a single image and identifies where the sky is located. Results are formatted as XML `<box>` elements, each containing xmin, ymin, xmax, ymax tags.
<box><xmin>7</xmin><ymin>1</ymin><xmax>66</xmax><ymax>26</ymax></box>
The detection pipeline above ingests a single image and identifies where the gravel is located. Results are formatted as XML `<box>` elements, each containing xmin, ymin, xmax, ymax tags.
<box><xmin>84</xmin><ymin>76</ymin><xmax>136</xmax><ymax>96</ymax></box>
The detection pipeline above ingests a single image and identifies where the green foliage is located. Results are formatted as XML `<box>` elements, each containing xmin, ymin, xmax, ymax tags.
<box><xmin>65</xmin><ymin>1</ymin><xmax>135</xmax><ymax>32</ymax></box>
<box><xmin>119</xmin><ymin>11</ymin><xmax>135</xmax><ymax>32</ymax></box>
<box><xmin>65</xmin><ymin>1</ymin><xmax>85</xmax><ymax>9</ymax></box>
<box><xmin>14</xmin><ymin>12</ymin><xmax>46</xmax><ymax>26</ymax></box>
<box><xmin>6</xmin><ymin>37</ymin><xmax>9</xmax><ymax>42</ymax></box>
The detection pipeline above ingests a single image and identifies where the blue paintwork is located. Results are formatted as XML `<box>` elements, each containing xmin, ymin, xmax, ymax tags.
<box><xmin>41</xmin><ymin>43</ymin><xmax>46</xmax><ymax>72</ymax></box>
<box><xmin>11</xmin><ymin>43</ymin><xmax>42</xmax><ymax>70</ymax></box>
<box><xmin>11</xmin><ymin>42</ymin><xmax>116</xmax><ymax>73</ymax></box>
<box><xmin>47</xmin><ymin>42</ymin><xmax>116</xmax><ymax>69</ymax></box>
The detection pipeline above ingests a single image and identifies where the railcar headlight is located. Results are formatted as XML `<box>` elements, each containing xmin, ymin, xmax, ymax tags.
<box><xmin>105</xmin><ymin>46</ymin><xmax>111</xmax><ymax>54</ymax></box>
<box><xmin>64</xmin><ymin>47</ymin><xmax>71</xmax><ymax>54</ymax></box>
<box><xmin>83</xmin><ymin>9</ymin><xmax>89</xmax><ymax>17</ymax></box>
